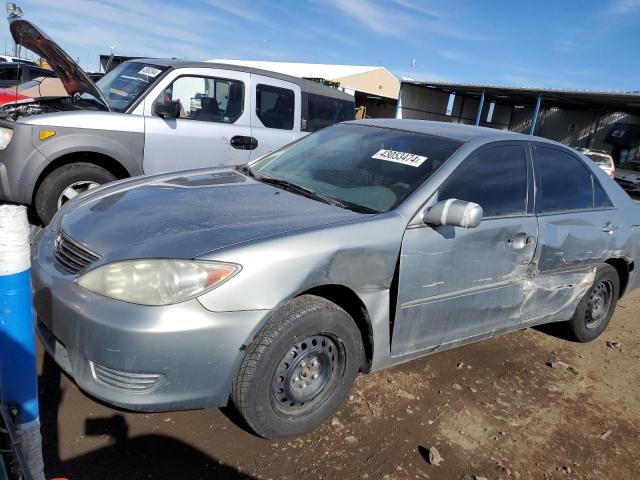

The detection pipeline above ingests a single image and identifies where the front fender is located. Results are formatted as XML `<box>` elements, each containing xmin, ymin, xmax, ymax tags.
<box><xmin>17</xmin><ymin>111</ymin><xmax>146</xmax><ymax>194</ymax></box>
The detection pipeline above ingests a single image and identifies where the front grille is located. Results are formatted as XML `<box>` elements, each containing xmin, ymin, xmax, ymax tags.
<box><xmin>91</xmin><ymin>362</ymin><xmax>165</xmax><ymax>393</ymax></box>
<box><xmin>53</xmin><ymin>231</ymin><xmax>100</xmax><ymax>274</ymax></box>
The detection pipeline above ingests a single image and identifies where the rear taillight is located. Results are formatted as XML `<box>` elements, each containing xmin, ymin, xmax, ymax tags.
<box><xmin>610</xmin><ymin>166</ymin><xmax>616</xmax><ymax>178</ymax></box>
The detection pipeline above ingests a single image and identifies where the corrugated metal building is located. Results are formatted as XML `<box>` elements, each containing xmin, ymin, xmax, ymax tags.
<box><xmin>397</xmin><ymin>81</ymin><xmax>640</xmax><ymax>165</ymax></box>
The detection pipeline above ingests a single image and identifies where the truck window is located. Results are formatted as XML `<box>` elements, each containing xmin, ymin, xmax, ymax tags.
<box><xmin>304</xmin><ymin>93</ymin><xmax>355</xmax><ymax>132</ymax></box>
<box><xmin>256</xmin><ymin>84</ymin><xmax>294</xmax><ymax>130</ymax></box>
<box><xmin>157</xmin><ymin>75</ymin><xmax>244</xmax><ymax>123</ymax></box>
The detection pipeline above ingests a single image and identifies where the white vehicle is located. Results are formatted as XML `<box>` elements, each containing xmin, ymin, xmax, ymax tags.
<box><xmin>577</xmin><ymin>148</ymin><xmax>615</xmax><ymax>177</ymax></box>
<box><xmin>0</xmin><ymin>54</ymin><xmax>37</xmax><ymax>66</ymax></box>
<box><xmin>0</xmin><ymin>20</ymin><xmax>355</xmax><ymax>223</ymax></box>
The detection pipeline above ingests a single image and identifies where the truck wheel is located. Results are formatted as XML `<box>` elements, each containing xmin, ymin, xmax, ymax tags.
<box><xmin>35</xmin><ymin>163</ymin><xmax>116</xmax><ymax>224</ymax></box>
<box><xmin>568</xmin><ymin>264</ymin><xmax>619</xmax><ymax>342</ymax></box>
<box><xmin>232</xmin><ymin>295</ymin><xmax>363</xmax><ymax>439</ymax></box>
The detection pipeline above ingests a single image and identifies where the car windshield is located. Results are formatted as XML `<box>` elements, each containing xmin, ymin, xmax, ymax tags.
<box><xmin>95</xmin><ymin>62</ymin><xmax>168</xmax><ymax>112</ymax></box>
<box><xmin>620</xmin><ymin>161</ymin><xmax>640</xmax><ymax>173</ymax></box>
<box><xmin>250</xmin><ymin>123</ymin><xmax>463</xmax><ymax>213</ymax></box>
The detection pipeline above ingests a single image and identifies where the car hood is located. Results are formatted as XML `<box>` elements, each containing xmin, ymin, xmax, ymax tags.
<box><xmin>10</xmin><ymin>20</ymin><xmax>110</xmax><ymax>110</ymax></box>
<box><xmin>615</xmin><ymin>169</ymin><xmax>640</xmax><ymax>184</ymax></box>
<box><xmin>58</xmin><ymin>168</ymin><xmax>366</xmax><ymax>262</ymax></box>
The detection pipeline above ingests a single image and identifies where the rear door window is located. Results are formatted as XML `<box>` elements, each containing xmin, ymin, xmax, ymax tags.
<box><xmin>438</xmin><ymin>144</ymin><xmax>528</xmax><ymax>217</ymax></box>
<box><xmin>256</xmin><ymin>84</ymin><xmax>295</xmax><ymax>130</ymax></box>
<box><xmin>535</xmin><ymin>147</ymin><xmax>604</xmax><ymax>213</ymax></box>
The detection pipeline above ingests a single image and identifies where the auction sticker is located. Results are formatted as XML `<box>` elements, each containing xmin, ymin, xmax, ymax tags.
<box><xmin>138</xmin><ymin>66</ymin><xmax>162</xmax><ymax>78</ymax></box>
<box><xmin>372</xmin><ymin>149</ymin><xmax>428</xmax><ymax>167</ymax></box>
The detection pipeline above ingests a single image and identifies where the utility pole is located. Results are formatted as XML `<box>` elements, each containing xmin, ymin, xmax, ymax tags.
<box><xmin>6</xmin><ymin>3</ymin><xmax>23</xmax><ymax>57</ymax></box>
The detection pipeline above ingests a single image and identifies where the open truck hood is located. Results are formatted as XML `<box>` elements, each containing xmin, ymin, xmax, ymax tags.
<box><xmin>10</xmin><ymin>20</ymin><xmax>110</xmax><ymax>111</ymax></box>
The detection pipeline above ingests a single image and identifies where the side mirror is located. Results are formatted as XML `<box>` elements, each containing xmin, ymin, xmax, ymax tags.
<box><xmin>422</xmin><ymin>199</ymin><xmax>483</xmax><ymax>229</ymax></box>
<box><xmin>154</xmin><ymin>100</ymin><xmax>180</xmax><ymax>119</ymax></box>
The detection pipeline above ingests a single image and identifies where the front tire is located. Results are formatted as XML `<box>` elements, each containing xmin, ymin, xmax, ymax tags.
<box><xmin>568</xmin><ymin>264</ymin><xmax>619</xmax><ymax>342</ymax></box>
<box><xmin>35</xmin><ymin>163</ymin><xmax>116</xmax><ymax>224</ymax></box>
<box><xmin>232</xmin><ymin>295</ymin><xmax>363</xmax><ymax>439</ymax></box>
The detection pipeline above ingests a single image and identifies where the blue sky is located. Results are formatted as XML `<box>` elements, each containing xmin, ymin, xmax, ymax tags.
<box><xmin>2</xmin><ymin>0</ymin><xmax>639</xmax><ymax>91</ymax></box>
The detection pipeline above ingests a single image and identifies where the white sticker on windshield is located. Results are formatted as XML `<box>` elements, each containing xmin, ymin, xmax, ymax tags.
<box><xmin>372</xmin><ymin>149</ymin><xmax>428</xmax><ymax>167</ymax></box>
<box><xmin>138</xmin><ymin>66</ymin><xmax>162</xmax><ymax>78</ymax></box>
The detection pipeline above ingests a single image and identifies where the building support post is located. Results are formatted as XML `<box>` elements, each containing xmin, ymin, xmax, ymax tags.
<box><xmin>395</xmin><ymin>83</ymin><xmax>403</xmax><ymax>119</ymax></box>
<box><xmin>475</xmin><ymin>90</ymin><xmax>485</xmax><ymax>126</ymax></box>
<box><xmin>529</xmin><ymin>93</ymin><xmax>542</xmax><ymax>135</ymax></box>
<box><xmin>457</xmin><ymin>95</ymin><xmax>466</xmax><ymax>124</ymax></box>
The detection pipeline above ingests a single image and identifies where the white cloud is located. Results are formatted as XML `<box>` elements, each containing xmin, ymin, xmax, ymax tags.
<box><xmin>320</xmin><ymin>0</ymin><xmax>488</xmax><ymax>41</ymax></box>
<box><xmin>610</xmin><ymin>0</ymin><xmax>640</xmax><ymax>12</ymax></box>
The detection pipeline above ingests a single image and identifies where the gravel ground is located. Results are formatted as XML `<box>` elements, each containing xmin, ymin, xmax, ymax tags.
<box><xmin>36</xmin><ymin>289</ymin><xmax>640</xmax><ymax>480</ymax></box>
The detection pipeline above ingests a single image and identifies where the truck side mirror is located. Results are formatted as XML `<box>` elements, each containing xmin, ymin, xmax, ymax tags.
<box><xmin>154</xmin><ymin>100</ymin><xmax>180</xmax><ymax>119</ymax></box>
<box><xmin>422</xmin><ymin>199</ymin><xmax>483</xmax><ymax>229</ymax></box>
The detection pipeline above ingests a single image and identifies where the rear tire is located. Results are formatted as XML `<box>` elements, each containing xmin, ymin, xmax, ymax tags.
<box><xmin>232</xmin><ymin>295</ymin><xmax>363</xmax><ymax>439</ymax></box>
<box><xmin>568</xmin><ymin>264</ymin><xmax>619</xmax><ymax>342</ymax></box>
<box><xmin>35</xmin><ymin>163</ymin><xmax>116</xmax><ymax>224</ymax></box>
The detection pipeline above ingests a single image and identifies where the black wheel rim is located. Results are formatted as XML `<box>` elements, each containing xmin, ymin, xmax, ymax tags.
<box><xmin>271</xmin><ymin>334</ymin><xmax>343</xmax><ymax>415</ymax></box>
<box><xmin>585</xmin><ymin>279</ymin><xmax>614</xmax><ymax>330</ymax></box>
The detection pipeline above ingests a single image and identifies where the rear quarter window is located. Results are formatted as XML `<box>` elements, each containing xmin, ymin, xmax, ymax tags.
<box><xmin>304</xmin><ymin>93</ymin><xmax>355</xmax><ymax>132</ymax></box>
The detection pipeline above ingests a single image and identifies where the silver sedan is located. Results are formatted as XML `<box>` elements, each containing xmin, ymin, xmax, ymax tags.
<box><xmin>32</xmin><ymin>119</ymin><xmax>640</xmax><ymax>438</ymax></box>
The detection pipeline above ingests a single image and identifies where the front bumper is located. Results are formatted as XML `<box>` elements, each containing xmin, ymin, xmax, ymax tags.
<box><xmin>32</xmin><ymin>227</ymin><xmax>271</xmax><ymax>411</ymax></box>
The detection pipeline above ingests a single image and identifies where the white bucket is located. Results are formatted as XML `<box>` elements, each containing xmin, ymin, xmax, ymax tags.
<box><xmin>0</xmin><ymin>204</ymin><xmax>31</xmax><ymax>275</ymax></box>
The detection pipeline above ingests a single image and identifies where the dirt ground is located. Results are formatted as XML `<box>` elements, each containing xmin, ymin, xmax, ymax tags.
<box><xmin>35</xmin><ymin>288</ymin><xmax>640</xmax><ymax>480</ymax></box>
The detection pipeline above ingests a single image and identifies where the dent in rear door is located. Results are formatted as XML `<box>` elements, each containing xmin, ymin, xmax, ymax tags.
<box><xmin>521</xmin><ymin>145</ymin><xmax>621</xmax><ymax>325</ymax></box>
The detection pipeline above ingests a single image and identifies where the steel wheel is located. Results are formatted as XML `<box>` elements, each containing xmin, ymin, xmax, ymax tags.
<box><xmin>271</xmin><ymin>334</ymin><xmax>343</xmax><ymax>415</ymax></box>
<box><xmin>57</xmin><ymin>180</ymin><xmax>101</xmax><ymax>209</ymax></box>
<box><xmin>585</xmin><ymin>279</ymin><xmax>614</xmax><ymax>330</ymax></box>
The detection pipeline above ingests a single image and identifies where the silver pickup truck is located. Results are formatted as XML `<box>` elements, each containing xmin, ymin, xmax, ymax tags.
<box><xmin>0</xmin><ymin>20</ymin><xmax>355</xmax><ymax>223</ymax></box>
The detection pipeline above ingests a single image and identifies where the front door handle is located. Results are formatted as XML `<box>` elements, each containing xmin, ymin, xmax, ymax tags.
<box><xmin>507</xmin><ymin>232</ymin><xmax>533</xmax><ymax>249</ymax></box>
<box><xmin>230</xmin><ymin>136</ymin><xmax>258</xmax><ymax>150</ymax></box>
<box><xmin>602</xmin><ymin>222</ymin><xmax>618</xmax><ymax>234</ymax></box>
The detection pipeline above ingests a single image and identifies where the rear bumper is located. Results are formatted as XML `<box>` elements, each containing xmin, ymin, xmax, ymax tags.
<box><xmin>32</xmin><ymin>227</ymin><xmax>271</xmax><ymax>411</ymax></box>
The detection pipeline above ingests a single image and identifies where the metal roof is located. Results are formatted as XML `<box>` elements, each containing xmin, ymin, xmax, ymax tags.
<box><xmin>125</xmin><ymin>58</ymin><xmax>355</xmax><ymax>102</ymax></box>
<box><xmin>402</xmin><ymin>80</ymin><xmax>640</xmax><ymax>115</ymax></box>
<box><xmin>207</xmin><ymin>59</ymin><xmax>387</xmax><ymax>80</ymax></box>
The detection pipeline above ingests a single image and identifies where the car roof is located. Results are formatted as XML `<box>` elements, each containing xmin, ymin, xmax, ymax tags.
<box><xmin>128</xmin><ymin>58</ymin><xmax>355</xmax><ymax>102</ymax></box>
<box><xmin>345</xmin><ymin>119</ymin><xmax>554</xmax><ymax>143</ymax></box>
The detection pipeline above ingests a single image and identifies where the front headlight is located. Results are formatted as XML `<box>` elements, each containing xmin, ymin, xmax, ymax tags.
<box><xmin>77</xmin><ymin>259</ymin><xmax>240</xmax><ymax>305</ymax></box>
<box><xmin>0</xmin><ymin>127</ymin><xmax>13</xmax><ymax>150</ymax></box>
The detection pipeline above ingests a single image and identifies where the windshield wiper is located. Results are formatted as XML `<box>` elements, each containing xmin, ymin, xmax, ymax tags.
<box><xmin>255</xmin><ymin>175</ymin><xmax>377</xmax><ymax>213</ymax></box>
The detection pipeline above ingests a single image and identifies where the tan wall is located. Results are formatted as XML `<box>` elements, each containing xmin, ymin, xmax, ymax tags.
<box><xmin>332</xmin><ymin>68</ymin><xmax>399</xmax><ymax>100</ymax></box>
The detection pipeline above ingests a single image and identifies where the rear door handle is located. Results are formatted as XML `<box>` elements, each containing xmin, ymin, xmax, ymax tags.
<box><xmin>602</xmin><ymin>222</ymin><xmax>618</xmax><ymax>234</ymax></box>
<box><xmin>507</xmin><ymin>232</ymin><xmax>533</xmax><ymax>249</ymax></box>
<box><xmin>230</xmin><ymin>136</ymin><xmax>258</xmax><ymax>150</ymax></box>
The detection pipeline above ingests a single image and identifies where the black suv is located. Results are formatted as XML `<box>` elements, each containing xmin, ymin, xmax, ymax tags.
<box><xmin>0</xmin><ymin>62</ymin><xmax>55</xmax><ymax>87</ymax></box>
